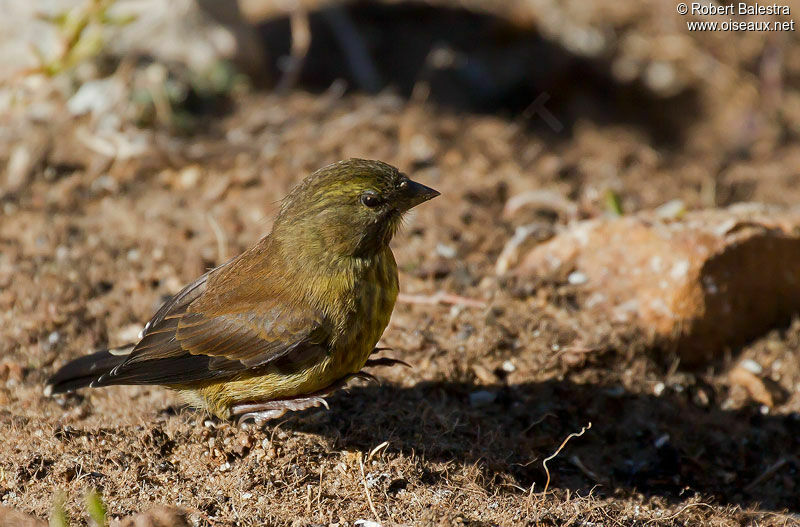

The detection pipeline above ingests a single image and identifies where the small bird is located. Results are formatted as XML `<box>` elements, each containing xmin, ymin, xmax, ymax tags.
<box><xmin>46</xmin><ymin>159</ymin><xmax>439</xmax><ymax>423</ymax></box>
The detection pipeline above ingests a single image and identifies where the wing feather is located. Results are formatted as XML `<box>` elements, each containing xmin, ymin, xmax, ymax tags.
<box><xmin>94</xmin><ymin>262</ymin><xmax>331</xmax><ymax>387</ymax></box>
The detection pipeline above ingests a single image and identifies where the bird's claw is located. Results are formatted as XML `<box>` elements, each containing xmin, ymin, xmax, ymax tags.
<box><xmin>364</xmin><ymin>357</ymin><xmax>411</xmax><ymax>369</ymax></box>
<box><xmin>234</xmin><ymin>396</ymin><xmax>329</xmax><ymax>425</ymax></box>
<box><xmin>231</xmin><ymin>366</ymin><xmax>392</xmax><ymax>425</ymax></box>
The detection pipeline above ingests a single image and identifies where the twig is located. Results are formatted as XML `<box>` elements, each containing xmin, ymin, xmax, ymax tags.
<box><xmin>397</xmin><ymin>291</ymin><xmax>486</xmax><ymax>308</ymax></box>
<box><xmin>276</xmin><ymin>10</ymin><xmax>311</xmax><ymax>93</ymax></box>
<box><xmin>322</xmin><ymin>6</ymin><xmax>381</xmax><ymax>92</ymax></box>
<box><xmin>521</xmin><ymin>412</ymin><xmax>556</xmax><ymax>435</ymax></box>
<box><xmin>368</xmin><ymin>441</ymin><xmax>390</xmax><ymax>462</ymax></box>
<box><xmin>358</xmin><ymin>451</ymin><xmax>381</xmax><ymax>524</ymax></box>
<box><xmin>317</xmin><ymin>464</ymin><xmax>324</xmax><ymax>521</ymax></box>
<box><xmin>644</xmin><ymin>502</ymin><xmax>714</xmax><ymax>525</ymax></box>
<box><xmin>503</xmin><ymin>190</ymin><xmax>579</xmax><ymax>220</ymax></box>
<box><xmin>744</xmin><ymin>457</ymin><xmax>791</xmax><ymax>492</ymax></box>
<box><xmin>570</xmin><ymin>455</ymin><xmax>607</xmax><ymax>485</ymax></box>
<box><xmin>542</xmin><ymin>422</ymin><xmax>592</xmax><ymax>496</ymax></box>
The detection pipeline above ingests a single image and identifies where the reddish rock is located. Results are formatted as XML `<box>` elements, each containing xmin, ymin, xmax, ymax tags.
<box><xmin>113</xmin><ymin>506</ymin><xmax>190</xmax><ymax>527</ymax></box>
<box><xmin>0</xmin><ymin>507</ymin><xmax>46</xmax><ymax>527</ymax></box>
<box><xmin>516</xmin><ymin>204</ymin><xmax>800</xmax><ymax>363</ymax></box>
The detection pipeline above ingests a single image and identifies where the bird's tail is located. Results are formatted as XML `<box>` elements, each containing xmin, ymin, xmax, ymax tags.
<box><xmin>45</xmin><ymin>345</ymin><xmax>134</xmax><ymax>395</ymax></box>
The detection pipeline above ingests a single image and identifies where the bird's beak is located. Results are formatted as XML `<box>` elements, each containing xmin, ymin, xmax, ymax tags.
<box><xmin>402</xmin><ymin>179</ymin><xmax>440</xmax><ymax>210</ymax></box>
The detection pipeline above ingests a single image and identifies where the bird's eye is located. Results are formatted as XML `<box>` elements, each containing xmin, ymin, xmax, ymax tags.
<box><xmin>360</xmin><ymin>192</ymin><xmax>381</xmax><ymax>208</ymax></box>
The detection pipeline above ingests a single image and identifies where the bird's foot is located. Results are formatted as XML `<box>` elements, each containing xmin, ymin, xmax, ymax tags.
<box><xmin>231</xmin><ymin>371</ymin><xmax>381</xmax><ymax>425</ymax></box>
<box><xmin>234</xmin><ymin>396</ymin><xmax>329</xmax><ymax>425</ymax></box>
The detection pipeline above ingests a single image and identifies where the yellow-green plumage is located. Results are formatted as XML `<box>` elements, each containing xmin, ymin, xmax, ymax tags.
<box><xmin>46</xmin><ymin>159</ymin><xmax>437</xmax><ymax>421</ymax></box>
<box><xmin>186</xmin><ymin>247</ymin><xmax>398</xmax><ymax>418</ymax></box>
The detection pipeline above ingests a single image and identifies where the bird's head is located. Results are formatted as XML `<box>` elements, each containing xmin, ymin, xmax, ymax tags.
<box><xmin>273</xmin><ymin>159</ymin><xmax>439</xmax><ymax>260</ymax></box>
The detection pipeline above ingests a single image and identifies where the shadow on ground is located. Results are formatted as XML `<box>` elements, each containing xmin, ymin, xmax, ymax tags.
<box><xmin>253</xmin><ymin>1</ymin><xmax>702</xmax><ymax>146</ymax></box>
<box><xmin>278</xmin><ymin>379</ymin><xmax>799</xmax><ymax>511</ymax></box>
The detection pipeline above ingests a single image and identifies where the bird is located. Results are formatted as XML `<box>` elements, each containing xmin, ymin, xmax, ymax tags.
<box><xmin>46</xmin><ymin>158</ymin><xmax>439</xmax><ymax>423</ymax></box>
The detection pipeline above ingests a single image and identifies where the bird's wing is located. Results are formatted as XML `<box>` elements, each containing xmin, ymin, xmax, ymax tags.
<box><xmin>94</xmin><ymin>270</ymin><xmax>330</xmax><ymax>386</ymax></box>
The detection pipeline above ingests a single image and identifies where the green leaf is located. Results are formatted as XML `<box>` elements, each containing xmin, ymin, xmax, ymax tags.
<box><xmin>49</xmin><ymin>492</ymin><xmax>70</xmax><ymax>527</ymax></box>
<box><xmin>604</xmin><ymin>189</ymin><xmax>624</xmax><ymax>217</ymax></box>
<box><xmin>86</xmin><ymin>489</ymin><xmax>108</xmax><ymax>527</ymax></box>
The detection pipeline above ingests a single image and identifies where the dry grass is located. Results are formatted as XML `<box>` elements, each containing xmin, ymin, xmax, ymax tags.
<box><xmin>2</xmin><ymin>1</ymin><xmax>800</xmax><ymax>525</ymax></box>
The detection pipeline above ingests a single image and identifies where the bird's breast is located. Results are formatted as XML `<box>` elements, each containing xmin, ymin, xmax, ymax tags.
<box><xmin>333</xmin><ymin>249</ymin><xmax>398</xmax><ymax>373</ymax></box>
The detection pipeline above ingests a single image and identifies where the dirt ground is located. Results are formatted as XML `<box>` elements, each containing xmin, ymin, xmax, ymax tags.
<box><xmin>2</xmin><ymin>1</ymin><xmax>800</xmax><ymax>526</ymax></box>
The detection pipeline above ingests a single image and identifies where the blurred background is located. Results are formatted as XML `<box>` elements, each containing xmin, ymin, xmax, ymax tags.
<box><xmin>1</xmin><ymin>0</ymin><xmax>799</xmax><ymax>525</ymax></box>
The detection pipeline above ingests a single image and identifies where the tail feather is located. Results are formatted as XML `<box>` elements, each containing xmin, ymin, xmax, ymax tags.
<box><xmin>46</xmin><ymin>347</ymin><xmax>131</xmax><ymax>395</ymax></box>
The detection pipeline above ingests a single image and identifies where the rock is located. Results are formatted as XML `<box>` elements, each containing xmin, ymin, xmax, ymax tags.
<box><xmin>0</xmin><ymin>507</ymin><xmax>46</xmax><ymax>527</ymax></box>
<box><xmin>471</xmin><ymin>364</ymin><xmax>497</xmax><ymax>384</ymax></box>
<box><xmin>113</xmin><ymin>506</ymin><xmax>190</xmax><ymax>527</ymax></box>
<box><xmin>729</xmin><ymin>364</ymin><xmax>773</xmax><ymax>408</ymax></box>
<box><xmin>0</xmin><ymin>361</ymin><xmax>24</xmax><ymax>383</ymax></box>
<box><xmin>469</xmin><ymin>390</ymin><xmax>497</xmax><ymax>407</ymax></box>
<box><xmin>516</xmin><ymin>204</ymin><xmax>800</xmax><ymax>363</ymax></box>
<box><xmin>2</xmin><ymin>132</ymin><xmax>49</xmax><ymax>195</ymax></box>
<box><xmin>495</xmin><ymin>222</ymin><xmax>554</xmax><ymax>275</ymax></box>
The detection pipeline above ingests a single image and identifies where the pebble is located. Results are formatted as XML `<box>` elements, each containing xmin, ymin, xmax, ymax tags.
<box><xmin>653</xmin><ymin>433</ymin><xmax>670</xmax><ymax>448</ymax></box>
<box><xmin>47</xmin><ymin>331</ymin><xmax>60</xmax><ymax>346</ymax></box>
<box><xmin>567</xmin><ymin>271</ymin><xmax>588</xmax><ymax>285</ymax></box>
<box><xmin>436</xmin><ymin>243</ymin><xmax>457</xmax><ymax>259</ymax></box>
<box><xmin>740</xmin><ymin>359</ymin><xmax>763</xmax><ymax>375</ymax></box>
<box><xmin>501</xmin><ymin>360</ymin><xmax>516</xmax><ymax>373</ymax></box>
<box><xmin>469</xmin><ymin>390</ymin><xmax>496</xmax><ymax>407</ymax></box>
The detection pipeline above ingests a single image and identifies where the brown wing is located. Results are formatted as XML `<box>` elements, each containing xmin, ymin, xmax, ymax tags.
<box><xmin>93</xmin><ymin>269</ymin><xmax>330</xmax><ymax>387</ymax></box>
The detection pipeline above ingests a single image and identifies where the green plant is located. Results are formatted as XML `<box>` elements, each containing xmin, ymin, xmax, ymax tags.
<box><xmin>48</xmin><ymin>488</ymin><xmax>108</xmax><ymax>527</ymax></box>
<box><xmin>31</xmin><ymin>0</ymin><xmax>136</xmax><ymax>76</ymax></box>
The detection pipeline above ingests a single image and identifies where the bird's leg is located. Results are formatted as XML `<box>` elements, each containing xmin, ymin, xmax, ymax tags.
<box><xmin>232</xmin><ymin>371</ymin><xmax>379</xmax><ymax>425</ymax></box>
<box><xmin>233</xmin><ymin>397</ymin><xmax>330</xmax><ymax>424</ymax></box>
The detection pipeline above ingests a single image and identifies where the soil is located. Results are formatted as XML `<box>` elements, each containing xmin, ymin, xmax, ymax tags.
<box><xmin>1</xmin><ymin>1</ymin><xmax>799</xmax><ymax>525</ymax></box>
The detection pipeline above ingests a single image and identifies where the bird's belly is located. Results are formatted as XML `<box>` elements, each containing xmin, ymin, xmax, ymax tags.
<box><xmin>183</xmin><ymin>270</ymin><xmax>397</xmax><ymax>419</ymax></box>
<box><xmin>181</xmin><ymin>357</ymin><xmax>339</xmax><ymax>418</ymax></box>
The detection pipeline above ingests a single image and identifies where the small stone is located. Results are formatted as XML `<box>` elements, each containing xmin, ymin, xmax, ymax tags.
<box><xmin>740</xmin><ymin>359</ymin><xmax>763</xmax><ymax>375</ymax></box>
<box><xmin>5</xmin><ymin>144</ymin><xmax>36</xmax><ymax>192</ymax></box>
<box><xmin>656</xmin><ymin>199</ymin><xmax>686</xmax><ymax>219</ymax></box>
<box><xmin>0</xmin><ymin>362</ymin><xmax>24</xmax><ymax>383</ymax></box>
<box><xmin>436</xmin><ymin>243</ymin><xmax>457</xmax><ymax>259</ymax></box>
<box><xmin>730</xmin><ymin>365</ymin><xmax>773</xmax><ymax>407</ymax></box>
<box><xmin>469</xmin><ymin>390</ymin><xmax>496</xmax><ymax>407</ymax></box>
<box><xmin>501</xmin><ymin>360</ymin><xmax>516</xmax><ymax>373</ymax></box>
<box><xmin>567</xmin><ymin>271</ymin><xmax>588</xmax><ymax>285</ymax></box>
<box><xmin>178</xmin><ymin>166</ymin><xmax>202</xmax><ymax>189</ymax></box>
<box><xmin>471</xmin><ymin>364</ymin><xmax>497</xmax><ymax>384</ymax></box>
